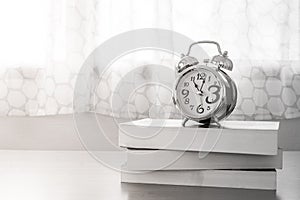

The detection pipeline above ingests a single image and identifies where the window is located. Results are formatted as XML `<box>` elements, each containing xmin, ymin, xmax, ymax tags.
<box><xmin>0</xmin><ymin>0</ymin><xmax>50</xmax><ymax>68</ymax></box>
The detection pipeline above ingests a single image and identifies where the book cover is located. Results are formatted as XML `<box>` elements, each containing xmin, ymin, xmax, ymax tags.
<box><xmin>125</xmin><ymin>149</ymin><xmax>283</xmax><ymax>170</ymax></box>
<box><xmin>119</xmin><ymin>119</ymin><xmax>279</xmax><ymax>155</ymax></box>
<box><xmin>121</xmin><ymin>169</ymin><xmax>277</xmax><ymax>190</ymax></box>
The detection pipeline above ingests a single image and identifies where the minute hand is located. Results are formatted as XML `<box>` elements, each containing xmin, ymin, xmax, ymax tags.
<box><xmin>199</xmin><ymin>79</ymin><xmax>205</xmax><ymax>93</ymax></box>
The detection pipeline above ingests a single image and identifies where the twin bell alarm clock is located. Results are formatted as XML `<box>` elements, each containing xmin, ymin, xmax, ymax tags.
<box><xmin>173</xmin><ymin>41</ymin><xmax>237</xmax><ymax>127</ymax></box>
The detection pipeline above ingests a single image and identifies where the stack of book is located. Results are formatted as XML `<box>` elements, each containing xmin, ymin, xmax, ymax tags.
<box><xmin>119</xmin><ymin>119</ymin><xmax>281</xmax><ymax>190</ymax></box>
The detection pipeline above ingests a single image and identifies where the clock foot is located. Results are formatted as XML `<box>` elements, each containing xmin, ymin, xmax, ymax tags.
<box><xmin>182</xmin><ymin>118</ymin><xmax>189</xmax><ymax>127</ymax></box>
<box><xmin>198</xmin><ymin>118</ymin><xmax>221</xmax><ymax>128</ymax></box>
<box><xmin>213</xmin><ymin>117</ymin><xmax>221</xmax><ymax>128</ymax></box>
<box><xmin>198</xmin><ymin>118</ymin><xmax>212</xmax><ymax>128</ymax></box>
<box><xmin>182</xmin><ymin>118</ymin><xmax>221</xmax><ymax>128</ymax></box>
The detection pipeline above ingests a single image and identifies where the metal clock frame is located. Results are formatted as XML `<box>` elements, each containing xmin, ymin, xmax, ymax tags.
<box><xmin>173</xmin><ymin>41</ymin><xmax>237</xmax><ymax>127</ymax></box>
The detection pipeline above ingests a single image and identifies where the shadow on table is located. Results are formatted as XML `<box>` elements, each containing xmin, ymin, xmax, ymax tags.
<box><xmin>121</xmin><ymin>183</ymin><xmax>281</xmax><ymax>200</ymax></box>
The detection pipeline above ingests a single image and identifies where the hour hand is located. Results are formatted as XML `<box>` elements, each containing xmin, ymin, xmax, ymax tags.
<box><xmin>193</xmin><ymin>80</ymin><xmax>200</xmax><ymax>91</ymax></box>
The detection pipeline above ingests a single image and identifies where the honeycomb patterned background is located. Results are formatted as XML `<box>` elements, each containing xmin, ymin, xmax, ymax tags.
<box><xmin>0</xmin><ymin>0</ymin><xmax>299</xmax><ymax>121</ymax></box>
<box><xmin>0</xmin><ymin>67</ymin><xmax>75</xmax><ymax>116</ymax></box>
<box><xmin>92</xmin><ymin>59</ymin><xmax>300</xmax><ymax>121</ymax></box>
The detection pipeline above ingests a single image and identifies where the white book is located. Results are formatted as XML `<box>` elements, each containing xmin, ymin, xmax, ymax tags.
<box><xmin>121</xmin><ymin>169</ymin><xmax>277</xmax><ymax>190</ymax></box>
<box><xmin>125</xmin><ymin>149</ymin><xmax>283</xmax><ymax>170</ymax></box>
<box><xmin>119</xmin><ymin>119</ymin><xmax>279</xmax><ymax>155</ymax></box>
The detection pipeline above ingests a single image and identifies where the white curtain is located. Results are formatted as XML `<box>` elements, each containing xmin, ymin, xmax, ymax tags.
<box><xmin>0</xmin><ymin>0</ymin><xmax>299</xmax><ymax>120</ymax></box>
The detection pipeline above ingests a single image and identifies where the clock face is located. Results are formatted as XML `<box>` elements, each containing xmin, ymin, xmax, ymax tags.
<box><xmin>176</xmin><ymin>67</ymin><xmax>223</xmax><ymax>119</ymax></box>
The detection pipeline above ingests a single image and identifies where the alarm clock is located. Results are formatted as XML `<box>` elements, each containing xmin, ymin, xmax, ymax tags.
<box><xmin>173</xmin><ymin>41</ymin><xmax>237</xmax><ymax>127</ymax></box>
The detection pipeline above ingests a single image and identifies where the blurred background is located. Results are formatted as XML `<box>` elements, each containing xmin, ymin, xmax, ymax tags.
<box><xmin>0</xmin><ymin>0</ymin><xmax>299</xmax><ymax>150</ymax></box>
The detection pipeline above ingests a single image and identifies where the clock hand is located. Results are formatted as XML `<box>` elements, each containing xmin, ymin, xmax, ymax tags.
<box><xmin>192</xmin><ymin>80</ymin><xmax>201</xmax><ymax>92</ymax></box>
<box><xmin>193</xmin><ymin>80</ymin><xmax>204</xmax><ymax>96</ymax></box>
<box><xmin>199</xmin><ymin>78</ymin><xmax>205</xmax><ymax>93</ymax></box>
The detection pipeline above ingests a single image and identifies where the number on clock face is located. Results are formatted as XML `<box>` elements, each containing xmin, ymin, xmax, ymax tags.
<box><xmin>177</xmin><ymin>68</ymin><xmax>222</xmax><ymax>118</ymax></box>
<box><xmin>206</xmin><ymin>85</ymin><xmax>221</xmax><ymax>104</ymax></box>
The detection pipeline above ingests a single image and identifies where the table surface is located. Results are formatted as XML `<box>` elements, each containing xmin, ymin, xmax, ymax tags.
<box><xmin>0</xmin><ymin>150</ymin><xmax>299</xmax><ymax>200</ymax></box>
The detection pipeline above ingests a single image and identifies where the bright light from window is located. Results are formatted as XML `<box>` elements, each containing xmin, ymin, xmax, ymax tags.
<box><xmin>0</xmin><ymin>0</ymin><xmax>50</xmax><ymax>68</ymax></box>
